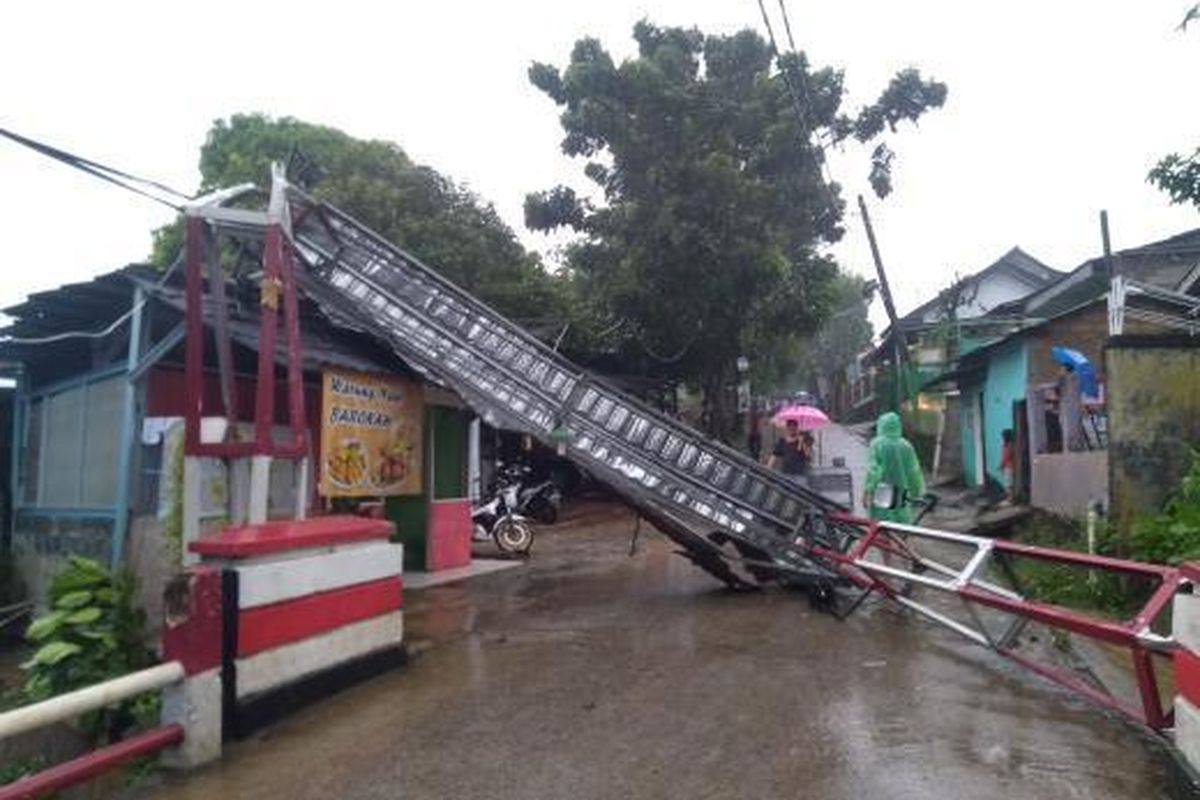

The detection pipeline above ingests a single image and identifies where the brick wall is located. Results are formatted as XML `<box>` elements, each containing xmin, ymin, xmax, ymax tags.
<box><xmin>1026</xmin><ymin>303</ymin><xmax>1110</xmax><ymax>386</ymax></box>
<box><xmin>1026</xmin><ymin>301</ymin><xmax>1160</xmax><ymax>388</ymax></box>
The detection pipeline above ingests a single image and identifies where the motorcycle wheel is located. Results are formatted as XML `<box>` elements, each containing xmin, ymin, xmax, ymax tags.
<box><xmin>493</xmin><ymin>517</ymin><xmax>534</xmax><ymax>555</ymax></box>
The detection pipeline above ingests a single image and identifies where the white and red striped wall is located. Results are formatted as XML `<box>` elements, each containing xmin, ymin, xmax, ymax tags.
<box><xmin>189</xmin><ymin>516</ymin><xmax>405</xmax><ymax>736</ymax></box>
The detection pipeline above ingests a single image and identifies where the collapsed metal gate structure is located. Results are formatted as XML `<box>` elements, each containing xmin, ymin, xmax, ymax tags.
<box><xmin>184</xmin><ymin>168</ymin><xmax>1186</xmax><ymax>733</ymax></box>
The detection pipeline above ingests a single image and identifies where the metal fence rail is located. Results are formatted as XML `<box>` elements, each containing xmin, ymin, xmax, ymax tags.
<box><xmin>0</xmin><ymin>662</ymin><xmax>185</xmax><ymax>799</ymax></box>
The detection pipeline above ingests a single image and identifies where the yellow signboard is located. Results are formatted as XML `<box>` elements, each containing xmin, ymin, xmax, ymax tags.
<box><xmin>320</xmin><ymin>369</ymin><xmax>423</xmax><ymax>497</ymax></box>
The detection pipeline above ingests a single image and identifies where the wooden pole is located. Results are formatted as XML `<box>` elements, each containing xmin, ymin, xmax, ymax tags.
<box><xmin>1100</xmin><ymin>209</ymin><xmax>1116</xmax><ymax>279</ymax></box>
<box><xmin>857</xmin><ymin>194</ymin><xmax>907</xmax><ymax>407</ymax></box>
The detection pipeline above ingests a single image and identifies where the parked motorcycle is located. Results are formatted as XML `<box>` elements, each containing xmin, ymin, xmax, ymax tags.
<box><xmin>471</xmin><ymin>463</ymin><xmax>562</xmax><ymax>555</ymax></box>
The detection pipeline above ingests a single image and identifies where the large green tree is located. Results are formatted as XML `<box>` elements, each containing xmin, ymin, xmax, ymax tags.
<box><xmin>153</xmin><ymin>114</ymin><xmax>561</xmax><ymax>317</ymax></box>
<box><xmin>524</xmin><ymin>22</ymin><xmax>945</xmax><ymax>437</ymax></box>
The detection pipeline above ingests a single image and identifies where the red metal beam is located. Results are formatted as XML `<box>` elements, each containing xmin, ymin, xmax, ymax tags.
<box><xmin>254</xmin><ymin>225</ymin><xmax>283</xmax><ymax>450</ymax></box>
<box><xmin>1131</xmin><ymin>646</ymin><xmax>1169</xmax><ymax>730</ymax></box>
<box><xmin>998</xmin><ymin>647</ymin><xmax>1145</xmax><ymax>724</ymax></box>
<box><xmin>992</xmin><ymin>539</ymin><xmax>1176</xmax><ymax>578</ymax></box>
<box><xmin>279</xmin><ymin>238</ymin><xmax>308</xmax><ymax>453</ymax></box>
<box><xmin>958</xmin><ymin>584</ymin><xmax>1138</xmax><ymax>646</ymax></box>
<box><xmin>183</xmin><ymin>216</ymin><xmax>206</xmax><ymax>454</ymax></box>
<box><xmin>1132</xmin><ymin>569</ymin><xmax>1181</xmax><ymax>631</ymax></box>
<box><xmin>0</xmin><ymin>724</ymin><xmax>184</xmax><ymax>800</ymax></box>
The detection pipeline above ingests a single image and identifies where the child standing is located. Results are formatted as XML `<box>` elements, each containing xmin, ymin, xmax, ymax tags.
<box><xmin>1000</xmin><ymin>428</ymin><xmax>1015</xmax><ymax>502</ymax></box>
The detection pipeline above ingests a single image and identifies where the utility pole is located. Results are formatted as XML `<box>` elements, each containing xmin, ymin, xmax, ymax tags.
<box><xmin>1100</xmin><ymin>209</ymin><xmax>1118</xmax><ymax>280</ymax></box>
<box><xmin>857</xmin><ymin>194</ymin><xmax>907</xmax><ymax>409</ymax></box>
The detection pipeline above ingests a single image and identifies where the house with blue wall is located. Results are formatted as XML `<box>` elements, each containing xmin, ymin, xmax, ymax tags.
<box><xmin>935</xmin><ymin>227</ymin><xmax>1200</xmax><ymax>500</ymax></box>
<box><xmin>868</xmin><ymin>247</ymin><xmax>1059</xmax><ymax>477</ymax></box>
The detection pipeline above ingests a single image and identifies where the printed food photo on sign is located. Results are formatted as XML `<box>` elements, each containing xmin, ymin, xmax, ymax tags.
<box><xmin>327</xmin><ymin>438</ymin><xmax>368</xmax><ymax>489</ymax></box>
<box><xmin>320</xmin><ymin>368</ymin><xmax>423</xmax><ymax>498</ymax></box>
<box><xmin>373</xmin><ymin>425</ymin><xmax>415</xmax><ymax>490</ymax></box>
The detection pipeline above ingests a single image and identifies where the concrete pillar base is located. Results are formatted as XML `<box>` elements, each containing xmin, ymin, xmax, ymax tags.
<box><xmin>161</xmin><ymin>668</ymin><xmax>222</xmax><ymax>768</ymax></box>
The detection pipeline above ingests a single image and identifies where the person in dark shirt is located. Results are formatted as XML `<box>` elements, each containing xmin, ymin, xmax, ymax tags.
<box><xmin>767</xmin><ymin>420</ymin><xmax>811</xmax><ymax>482</ymax></box>
<box><xmin>747</xmin><ymin>409</ymin><xmax>763</xmax><ymax>462</ymax></box>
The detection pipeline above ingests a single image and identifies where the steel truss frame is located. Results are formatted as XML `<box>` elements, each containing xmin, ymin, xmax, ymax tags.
<box><xmin>807</xmin><ymin>512</ymin><xmax>1183</xmax><ymax>730</ymax></box>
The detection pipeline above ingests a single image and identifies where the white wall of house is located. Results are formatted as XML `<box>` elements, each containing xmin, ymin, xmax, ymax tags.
<box><xmin>921</xmin><ymin>271</ymin><xmax>1042</xmax><ymax>324</ymax></box>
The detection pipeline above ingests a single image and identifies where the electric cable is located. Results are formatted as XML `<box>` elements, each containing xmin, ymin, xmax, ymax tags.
<box><xmin>758</xmin><ymin>0</ymin><xmax>840</xmax><ymax>193</ymax></box>
<box><xmin>0</xmin><ymin>125</ymin><xmax>197</xmax><ymax>343</ymax></box>
<box><xmin>0</xmin><ymin>126</ymin><xmax>191</xmax><ymax>210</ymax></box>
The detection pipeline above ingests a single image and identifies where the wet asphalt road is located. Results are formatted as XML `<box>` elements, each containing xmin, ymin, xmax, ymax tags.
<box><xmin>133</xmin><ymin>505</ymin><xmax>1175</xmax><ymax>800</ymax></box>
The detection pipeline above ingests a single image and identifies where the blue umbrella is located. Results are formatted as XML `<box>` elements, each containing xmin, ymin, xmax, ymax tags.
<box><xmin>1051</xmin><ymin>346</ymin><xmax>1099</xmax><ymax>398</ymax></box>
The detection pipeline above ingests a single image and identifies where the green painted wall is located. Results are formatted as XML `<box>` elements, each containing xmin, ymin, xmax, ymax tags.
<box><xmin>430</xmin><ymin>406</ymin><xmax>467</xmax><ymax>499</ymax></box>
<box><xmin>386</xmin><ymin>404</ymin><xmax>470</xmax><ymax>569</ymax></box>
<box><xmin>386</xmin><ymin>493</ymin><xmax>426</xmax><ymax>570</ymax></box>
<box><xmin>982</xmin><ymin>340</ymin><xmax>1027</xmax><ymax>485</ymax></box>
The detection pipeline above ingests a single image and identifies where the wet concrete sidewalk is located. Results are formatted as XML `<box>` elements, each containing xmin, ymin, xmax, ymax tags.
<box><xmin>129</xmin><ymin>505</ymin><xmax>1176</xmax><ymax>800</ymax></box>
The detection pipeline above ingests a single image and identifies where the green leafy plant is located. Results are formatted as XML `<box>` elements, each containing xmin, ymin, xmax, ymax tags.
<box><xmin>1010</xmin><ymin>454</ymin><xmax>1200</xmax><ymax>617</ymax></box>
<box><xmin>1130</xmin><ymin>449</ymin><xmax>1200</xmax><ymax>566</ymax></box>
<box><xmin>21</xmin><ymin>556</ymin><xmax>158</xmax><ymax>743</ymax></box>
<box><xmin>1008</xmin><ymin>512</ymin><xmax>1149</xmax><ymax>617</ymax></box>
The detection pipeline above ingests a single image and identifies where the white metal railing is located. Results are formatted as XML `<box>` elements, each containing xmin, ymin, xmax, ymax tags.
<box><xmin>0</xmin><ymin>661</ymin><xmax>184</xmax><ymax>741</ymax></box>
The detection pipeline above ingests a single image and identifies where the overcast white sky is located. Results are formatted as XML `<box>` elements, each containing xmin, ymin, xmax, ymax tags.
<box><xmin>2</xmin><ymin>1</ymin><xmax>1198</xmax><ymax>332</ymax></box>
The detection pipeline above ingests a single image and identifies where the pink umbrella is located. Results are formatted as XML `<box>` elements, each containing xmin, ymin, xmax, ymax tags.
<box><xmin>772</xmin><ymin>404</ymin><xmax>830</xmax><ymax>430</ymax></box>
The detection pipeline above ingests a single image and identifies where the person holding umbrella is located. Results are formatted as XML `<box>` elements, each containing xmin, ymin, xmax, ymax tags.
<box><xmin>768</xmin><ymin>403</ymin><xmax>829</xmax><ymax>485</ymax></box>
<box><xmin>767</xmin><ymin>419</ymin><xmax>811</xmax><ymax>483</ymax></box>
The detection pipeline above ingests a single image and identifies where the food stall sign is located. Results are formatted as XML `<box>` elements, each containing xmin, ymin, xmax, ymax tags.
<box><xmin>320</xmin><ymin>368</ymin><xmax>423</xmax><ymax>497</ymax></box>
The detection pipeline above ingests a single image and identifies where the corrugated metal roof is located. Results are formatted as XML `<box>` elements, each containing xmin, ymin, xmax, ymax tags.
<box><xmin>0</xmin><ymin>264</ymin><xmax>416</xmax><ymax>379</ymax></box>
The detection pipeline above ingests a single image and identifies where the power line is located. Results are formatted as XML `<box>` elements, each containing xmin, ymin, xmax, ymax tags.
<box><xmin>755</xmin><ymin>0</ymin><xmax>810</xmax><ymax>135</ymax></box>
<box><xmin>775</xmin><ymin>0</ymin><xmax>800</xmax><ymax>51</ymax></box>
<box><xmin>753</xmin><ymin>0</ymin><xmax>841</xmax><ymax>203</ymax></box>
<box><xmin>0</xmin><ymin>125</ymin><xmax>192</xmax><ymax>210</ymax></box>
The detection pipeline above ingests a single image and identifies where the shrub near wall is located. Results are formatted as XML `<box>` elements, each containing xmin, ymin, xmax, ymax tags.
<box><xmin>20</xmin><ymin>557</ymin><xmax>157</xmax><ymax>743</ymax></box>
<box><xmin>1014</xmin><ymin>452</ymin><xmax>1200</xmax><ymax>615</ymax></box>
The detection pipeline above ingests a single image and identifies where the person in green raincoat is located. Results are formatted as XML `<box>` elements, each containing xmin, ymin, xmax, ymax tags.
<box><xmin>862</xmin><ymin>411</ymin><xmax>926</xmax><ymax>523</ymax></box>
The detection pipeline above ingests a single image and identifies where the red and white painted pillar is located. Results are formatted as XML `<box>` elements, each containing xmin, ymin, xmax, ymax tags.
<box><xmin>161</xmin><ymin>566</ymin><xmax>224</xmax><ymax>767</ymax></box>
<box><xmin>190</xmin><ymin>515</ymin><xmax>404</xmax><ymax>737</ymax></box>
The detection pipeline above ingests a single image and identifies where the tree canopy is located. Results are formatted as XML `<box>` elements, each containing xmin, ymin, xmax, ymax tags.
<box><xmin>152</xmin><ymin>114</ymin><xmax>561</xmax><ymax>317</ymax></box>
<box><xmin>525</xmin><ymin>21</ymin><xmax>945</xmax><ymax>435</ymax></box>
